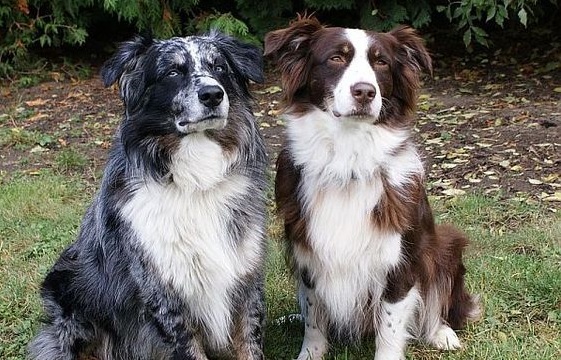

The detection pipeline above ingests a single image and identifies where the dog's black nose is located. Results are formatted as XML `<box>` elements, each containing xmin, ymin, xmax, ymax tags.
<box><xmin>198</xmin><ymin>85</ymin><xmax>224</xmax><ymax>108</ymax></box>
<box><xmin>351</xmin><ymin>82</ymin><xmax>376</xmax><ymax>104</ymax></box>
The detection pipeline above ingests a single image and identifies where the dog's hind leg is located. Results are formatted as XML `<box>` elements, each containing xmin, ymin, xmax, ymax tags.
<box><xmin>231</xmin><ymin>282</ymin><xmax>265</xmax><ymax>360</ymax></box>
<box><xmin>420</xmin><ymin>224</ymin><xmax>480</xmax><ymax>350</ymax></box>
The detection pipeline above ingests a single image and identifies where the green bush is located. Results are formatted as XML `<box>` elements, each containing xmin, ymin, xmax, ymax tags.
<box><xmin>0</xmin><ymin>0</ymin><xmax>258</xmax><ymax>79</ymax></box>
<box><xmin>437</xmin><ymin>0</ymin><xmax>558</xmax><ymax>47</ymax></box>
<box><xmin>0</xmin><ymin>0</ymin><xmax>557</xmax><ymax>79</ymax></box>
<box><xmin>0</xmin><ymin>0</ymin><xmax>91</xmax><ymax>77</ymax></box>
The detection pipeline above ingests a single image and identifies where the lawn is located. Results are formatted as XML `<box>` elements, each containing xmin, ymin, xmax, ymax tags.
<box><xmin>0</xmin><ymin>170</ymin><xmax>559</xmax><ymax>359</ymax></box>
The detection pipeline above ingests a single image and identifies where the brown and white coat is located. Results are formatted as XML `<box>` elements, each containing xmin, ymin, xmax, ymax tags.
<box><xmin>265</xmin><ymin>16</ymin><xmax>480</xmax><ymax>360</ymax></box>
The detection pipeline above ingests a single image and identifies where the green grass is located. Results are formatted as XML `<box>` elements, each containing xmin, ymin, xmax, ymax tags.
<box><xmin>0</xmin><ymin>172</ymin><xmax>91</xmax><ymax>359</ymax></box>
<box><xmin>0</xmin><ymin>172</ymin><xmax>559</xmax><ymax>359</ymax></box>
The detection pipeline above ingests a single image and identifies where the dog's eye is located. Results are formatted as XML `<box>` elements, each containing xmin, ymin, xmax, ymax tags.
<box><xmin>167</xmin><ymin>70</ymin><xmax>180</xmax><ymax>77</ymax></box>
<box><xmin>329</xmin><ymin>55</ymin><xmax>345</xmax><ymax>64</ymax></box>
<box><xmin>213</xmin><ymin>64</ymin><xmax>226</xmax><ymax>73</ymax></box>
<box><xmin>375</xmin><ymin>59</ymin><xmax>389</xmax><ymax>67</ymax></box>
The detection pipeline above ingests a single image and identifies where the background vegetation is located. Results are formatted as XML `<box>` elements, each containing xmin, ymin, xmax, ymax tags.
<box><xmin>1</xmin><ymin>0</ymin><xmax>559</xmax><ymax>78</ymax></box>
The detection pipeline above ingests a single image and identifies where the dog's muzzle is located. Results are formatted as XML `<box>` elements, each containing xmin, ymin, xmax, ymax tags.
<box><xmin>174</xmin><ymin>80</ymin><xmax>229</xmax><ymax>134</ymax></box>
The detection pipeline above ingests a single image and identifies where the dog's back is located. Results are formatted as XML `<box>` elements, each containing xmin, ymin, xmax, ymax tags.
<box><xmin>29</xmin><ymin>32</ymin><xmax>267</xmax><ymax>360</ymax></box>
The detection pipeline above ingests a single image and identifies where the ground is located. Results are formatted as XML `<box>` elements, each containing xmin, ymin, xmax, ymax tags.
<box><xmin>1</xmin><ymin>29</ymin><xmax>560</xmax><ymax>208</ymax></box>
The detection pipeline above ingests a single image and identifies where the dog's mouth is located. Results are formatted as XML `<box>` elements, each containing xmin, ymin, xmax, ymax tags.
<box><xmin>175</xmin><ymin>115</ymin><xmax>227</xmax><ymax>134</ymax></box>
<box><xmin>332</xmin><ymin>108</ymin><xmax>378</xmax><ymax>122</ymax></box>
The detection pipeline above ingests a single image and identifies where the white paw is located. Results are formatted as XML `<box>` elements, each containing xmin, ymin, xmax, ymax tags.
<box><xmin>431</xmin><ymin>325</ymin><xmax>461</xmax><ymax>350</ymax></box>
<box><xmin>295</xmin><ymin>343</ymin><xmax>327</xmax><ymax>360</ymax></box>
<box><xmin>295</xmin><ymin>350</ymin><xmax>320</xmax><ymax>360</ymax></box>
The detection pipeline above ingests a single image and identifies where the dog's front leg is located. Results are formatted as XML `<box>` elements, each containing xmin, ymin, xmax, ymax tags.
<box><xmin>145</xmin><ymin>291</ymin><xmax>207</xmax><ymax>360</ymax></box>
<box><xmin>231</xmin><ymin>281</ymin><xmax>265</xmax><ymax>360</ymax></box>
<box><xmin>373</xmin><ymin>287</ymin><xmax>420</xmax><ymax>360</ymax></box>
<box><xmin>171</xmin><ymin>332</ymin><xmax>208</xmax><ymax>360</ymax></box>
<box><xmin>296</xmin><ymin>282</ymin><xmax>328</xmax><ymax>360</ymax></box>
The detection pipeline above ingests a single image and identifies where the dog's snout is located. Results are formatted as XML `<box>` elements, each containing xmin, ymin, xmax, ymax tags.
<box><xmin>351</xmin><ymin>82</ymin><xmax>376</xmax><ymax>104</ymax></box>
<box><xmin>198</xmin><ymin>85</ymin><xmax>224</xmax><ymax>108</ymax></box>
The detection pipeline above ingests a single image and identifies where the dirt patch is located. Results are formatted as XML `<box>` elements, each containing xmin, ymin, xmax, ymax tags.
<box><xmin>1</xmin><ymin>30</ymin><xmax>560</xmax><ymax>208</ymax></box>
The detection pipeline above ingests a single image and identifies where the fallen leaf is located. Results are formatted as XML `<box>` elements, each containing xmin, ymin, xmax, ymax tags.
<box><xmin>499</xmin><ymin>160</ymin><xmax>510</xmax><ymax>168</ymax></box>
<box><xmin>442</xmin><ymin>189</ymin><xmax>466</xmax><ymax>196</ymax></box>
<box><xmin>543</xmin><ymin>173</ymin><xmax>559</xmax><ymax>182</ymax></box>
<box><xmin>25</xmin><ymin>98</ymin><xmax>48</xmax><ymax>107</ymax></box>
<box><xmin>256</xmin><ymin>86</ymin><xmax>282</xmax><ymax>94</ymax></box>
<box><xmin>29</xmin><ymin>145</ymin><xmax>48</xmax><ymax>153</ymax></box>
<box><xmin>441</xmin><ymin>163</ymin><xmax>459</xmax><ymax>169</ymax></box>
<box><xmin>543</xmin><ymin>192</ymin><xmax>561</xmax><ymax>201</ymax></box>
<box><xmin>476</xmin><ymin>142</ymin><xmax>493</xmax><ymax>148</ymax></box>
<box><xmin>528</xmin><ymin>178</ymin><xmax>543</xmax><ymax>185</ymax></box>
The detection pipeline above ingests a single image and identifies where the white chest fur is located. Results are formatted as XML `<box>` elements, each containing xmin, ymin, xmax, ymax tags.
<box><xmin>120</xmin><ymin>135</ymin><xmax>261</xmax><ymax>349</ymax></box>
<box><xmin>287</xmin><ymin>111</ymin><xmax>424</xmax><ymax>325</ymax></box>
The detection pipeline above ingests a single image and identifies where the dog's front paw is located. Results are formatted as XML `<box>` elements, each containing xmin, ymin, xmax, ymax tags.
<box><xmin>295</xmin><ymin>347</ymin><xmax>325</xmax><ymax>360</ymax></box>
<box><xmin>431</xmin><ymin>325</ymin><xmax>462</xmax><ymax>350</ymax></box>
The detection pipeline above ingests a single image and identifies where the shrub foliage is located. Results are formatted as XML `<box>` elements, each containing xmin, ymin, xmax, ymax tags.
<box><xmin>0</xmin><ymin>0</ymin><xmax>557</xmax><ymax>77</ymax></box>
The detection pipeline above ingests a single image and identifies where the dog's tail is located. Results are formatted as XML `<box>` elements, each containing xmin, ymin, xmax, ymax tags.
<box><xmin>28</xmin><ymin>320</ymin><xmax>84</xmax><ymax>360</ymax></box>
<box><xmin>435</xmin><ymin>224</ymin><xmax>481</xmax><ymax>329</ymax></box>
<box><xmin>28</xmin><ymin>288</ymin><xmax>94</xmax><ymax>360</ymax></box>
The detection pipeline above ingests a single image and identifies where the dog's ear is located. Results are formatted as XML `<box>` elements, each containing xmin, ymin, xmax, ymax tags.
<box><xmin>210</xmin><ymin>31</ymin><xmax>264</xmax><ymax>85</ymax></box>
<box><xmin>100</xmin><ymin>36</ymin><xmax>153</xmax><ymax>111</ymax></box>
<box><xmin>389</xmin><ymin>26</ymin><xmax>432</xmax><ymax>76</ymax></box>
<box><xmin>100</xmin><ymin>36</ymin><xmax>153</xmax><ymax>87</ymax></box>
<box><xmin>264</xmin><ymin>15</ymin><xmax>323</xmax><ymax>104</ymax></box>
<box><xmin>389</xmin><ymin>26</ymin><xmax>432</xmax><ymax>116</ymax></box>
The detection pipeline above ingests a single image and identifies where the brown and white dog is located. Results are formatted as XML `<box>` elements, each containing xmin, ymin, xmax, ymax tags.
<box><xmin>265</xmin><ymin>16</ymin><xmax>480</xmax><ymax>360</ymax></box>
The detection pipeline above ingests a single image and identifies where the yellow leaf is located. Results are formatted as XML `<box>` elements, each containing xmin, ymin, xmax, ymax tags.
<box><xmin>441</xmin><ymin>163</ymin><xmax>459</xmax><ymax>169</ymax></box>
<box><xmin>442</xmin><ymin>189</ymin><xmax>466</xmax><ymax>196</ymax></box>
<box><xmin>543</xmin><ymin>192</ymin><xmax>561</xmax><ymax>202</ymax></box>
<box><xmin>262</xmin><ymin>86</ymin><xmax>282</xmax><ymax>94</ymax></box>
<box><xmin>25</xmin><ymin>98</ymin><xmax>48</xmax><ymax>107</ymax></box>
<box><xmin>542</xmin><ymin>173</ymin><xmax>559</xmax><ymax>182</ymax></box>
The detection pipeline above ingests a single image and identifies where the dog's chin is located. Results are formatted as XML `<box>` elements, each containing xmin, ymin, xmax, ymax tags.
<box><xmin>331</xmin><ymin>108</ymin><xmax>380</xmax><ymax>123</ymax></box>
<box><xmin>175</xmin><ymin>116</ymin><xmax>228</xmax><ymax>135</ymax></box>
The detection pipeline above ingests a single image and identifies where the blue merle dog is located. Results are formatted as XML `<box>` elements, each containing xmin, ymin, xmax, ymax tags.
<box><xmin>28</xmin><ymin>31</ymin><xmax>268</xmax><ymax>360</ymax></box>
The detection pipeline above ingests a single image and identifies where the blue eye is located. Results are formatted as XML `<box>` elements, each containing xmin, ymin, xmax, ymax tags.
<box><xmin>214</xmin><ymin>64</ymin><xmax>225</xmax><ymax>73</ymax></box>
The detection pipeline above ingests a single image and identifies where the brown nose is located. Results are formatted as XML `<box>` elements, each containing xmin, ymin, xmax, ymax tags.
<box><xmin>351</xmin><ymin>82</ymin><xmax>376</xmax><ymax>104</ymax></box>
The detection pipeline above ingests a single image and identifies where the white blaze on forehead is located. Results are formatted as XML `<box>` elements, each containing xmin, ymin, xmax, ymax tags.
<box><xmin>157</xmin><ymin>37</ymin><xmax>219</xmax><ymax>74</ymax></box>
<box><xmin>332</xmin><ymin>29</ymin><xmax>383</xmax><ymax>119</ymax></box>
<box><xmin>184</xmin><ymin>37</ymin><xmax>221</xmax><ymax>74</ymax></box>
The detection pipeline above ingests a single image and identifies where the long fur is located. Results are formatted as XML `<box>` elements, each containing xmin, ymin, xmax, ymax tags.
<box><xmin>265</xmin><ymin>16</ymin><xmax>480</xmax><ymax>360</ymax></box>
<box><xmin>28</xmin><ymin>31</ymin><xmax>268</xmax><ymax>360</ymax></box>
